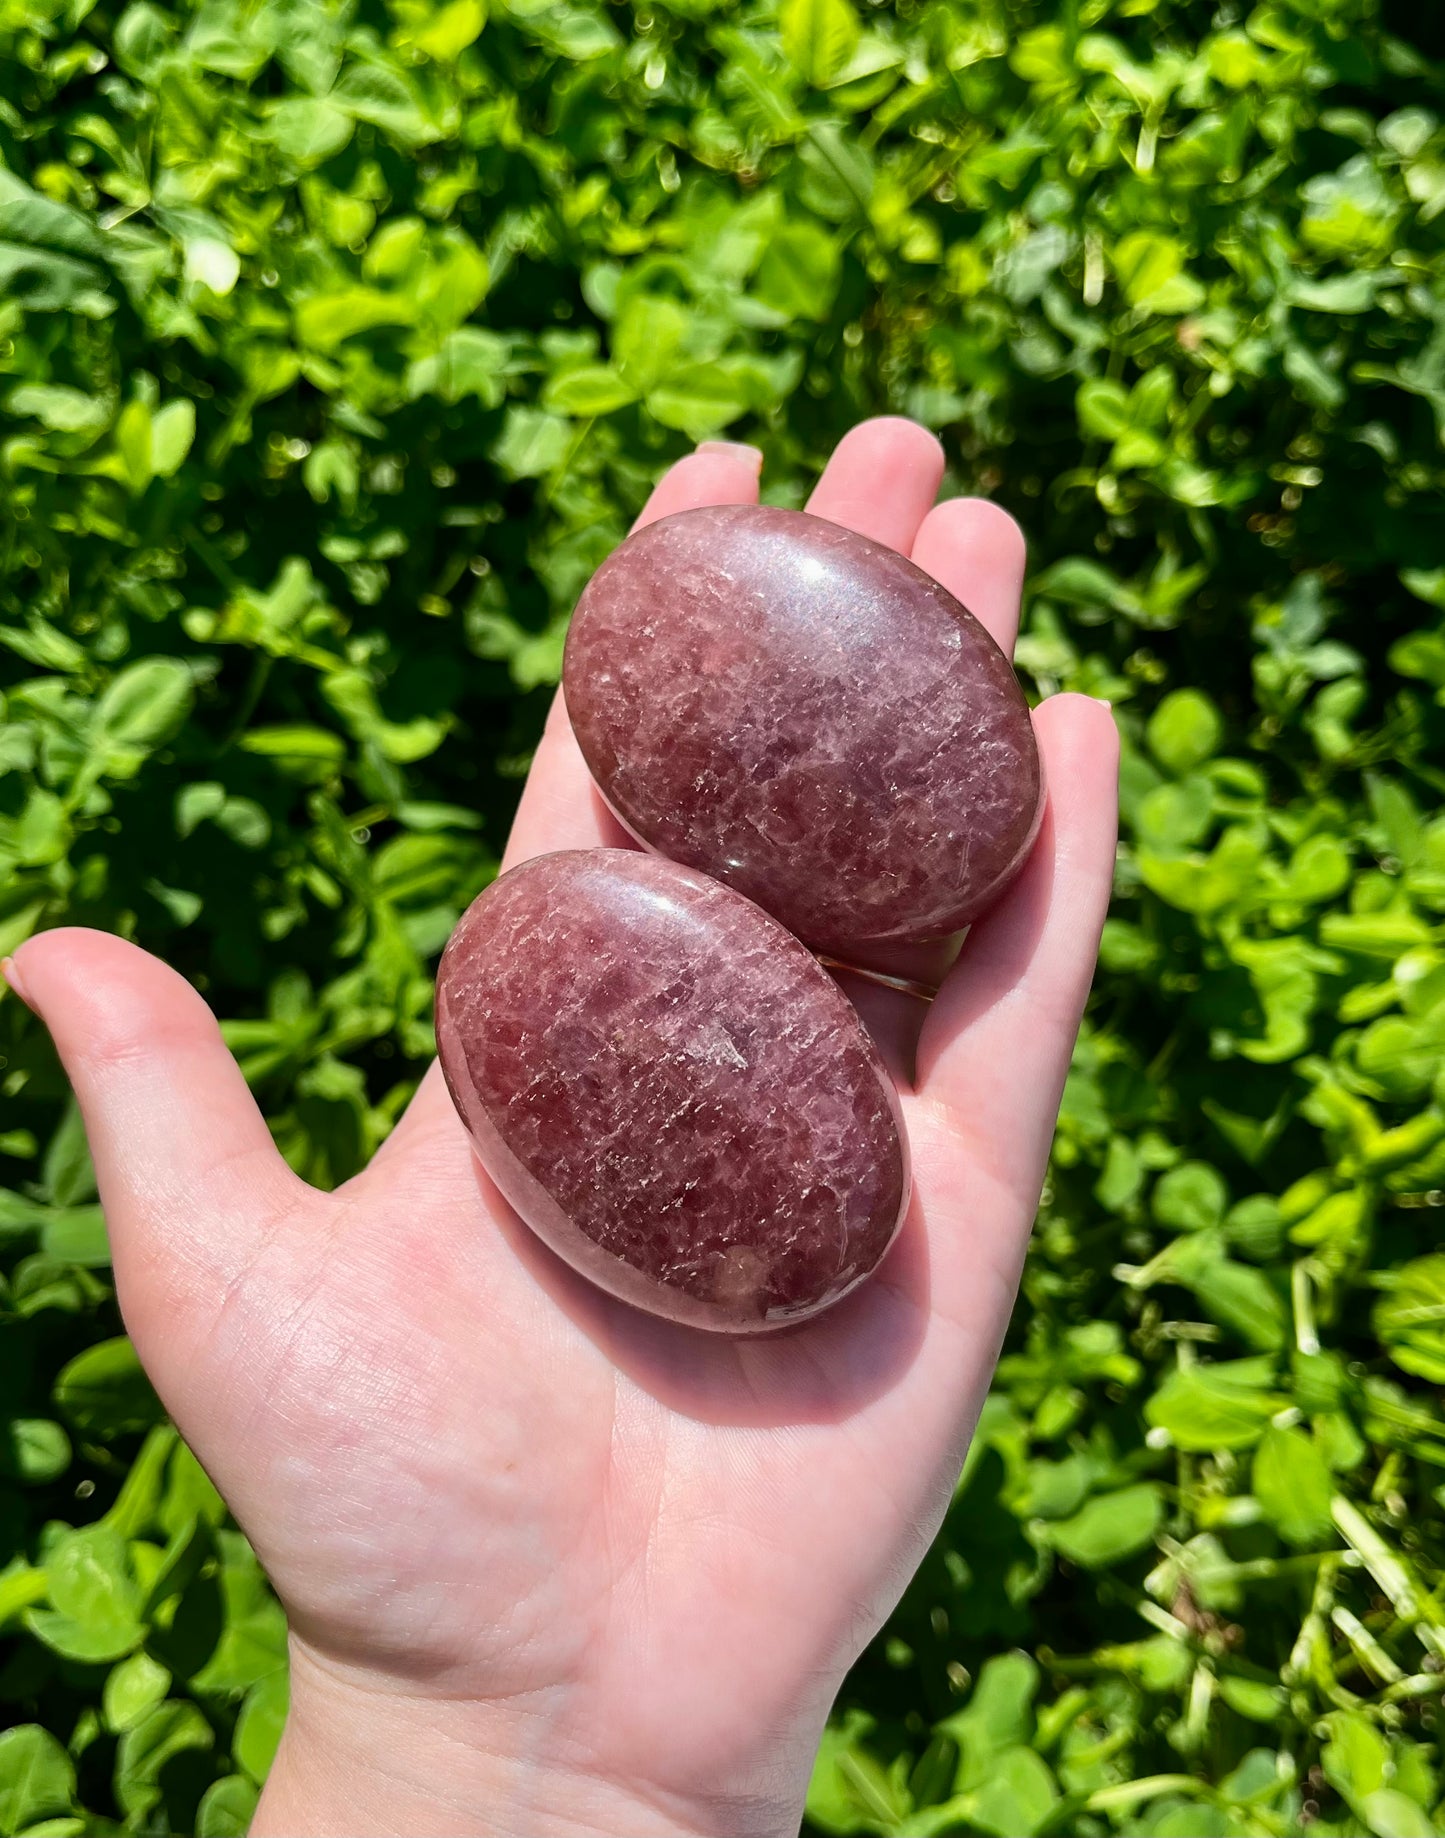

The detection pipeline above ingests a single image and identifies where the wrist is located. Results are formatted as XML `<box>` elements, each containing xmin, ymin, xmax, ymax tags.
<box><xmin>249</xmin><ymin>1642</ymin><xmax>803</xmax><ymax>1838</ymax></box>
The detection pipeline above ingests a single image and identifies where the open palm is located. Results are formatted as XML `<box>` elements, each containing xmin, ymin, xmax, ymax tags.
<box><xmin>9</xmin><ymin>419</ymin><xmax>1117</xmax><ymax>1836</ymax></box>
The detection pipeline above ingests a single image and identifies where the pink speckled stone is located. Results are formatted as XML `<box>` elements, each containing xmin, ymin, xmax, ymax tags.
<box><xmin>436</xmin><ymin>850</ymin><xmax>909</xmax><ymax>1332</ymax></box>
<box><xmin>564</xmin><ymin>503</ymin><xmax>1043</xmax><ymax>956</ymax></box>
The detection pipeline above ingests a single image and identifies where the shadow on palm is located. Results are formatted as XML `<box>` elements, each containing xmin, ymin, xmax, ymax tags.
<box><xmin>475</xmin><ymin>1152</ymin><xmax>933</xmax><ymax>1426</ymax></box>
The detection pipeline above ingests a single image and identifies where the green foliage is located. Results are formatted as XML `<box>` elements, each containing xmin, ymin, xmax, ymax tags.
<box><xmin>1</xmin><ymin>0</ymin><xmax>1443</xmax><ymax>1828</ymax></box>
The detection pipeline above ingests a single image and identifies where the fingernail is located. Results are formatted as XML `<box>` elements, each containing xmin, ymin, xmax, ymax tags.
<box><xmin>1089</xmin><ymin>696</ymin><xmax>1114</xmax><ymax>710</ymax></box>
<box><xmin>1</xmin><ymin>954</ymin><xmax>34</xmax><ymax>1011</ymax></box>
<box><xmin>697</xmin><ymin>441</ymin><xmax>763</xmax><ymax>472</ymax></box>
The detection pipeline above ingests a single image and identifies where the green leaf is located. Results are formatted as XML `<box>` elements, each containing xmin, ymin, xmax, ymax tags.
<box><xmin>1145</xmin><ymin>1358</ymin><xmax>1284</xmax><ymax>1450</ymax></box>
<box><xmin>188</xmin><ymin>1555</ymin><xmax>287</xmax><ymax>1694</ymax></box>
<box><xmin>505</xmin><ymin>0</ymin><xmax>620</xmax><ymax>59</ymax></box>
<box><xmin>321</xmin><ymin>670</ymin><xmax>447</xmax><ymax>763</ymax></box>
<box><xmin>331</xmin><ymin>61</ymin><xmax>436</xmax><ymax>145</ymax></box>
<box><xmin>1218</xmin><ymin>1745</ymin><xmax>1290</xmax><ymax>1802</ymax></box>
<box><xmin>54</xmin><ymin>1336</ymin><xmax>164</xmax><ymax>1438</ymax></box>
<box><xmin>150</xmin><ymin>399</ymin><xmax>196</xmax><ymax>475</ymax></box>
<box><xmin>1077</xmin><ymin>378</ymin><xmax>1132</xmax><ymax>441</ymax></box>
<box><xmin>5</xmin><ymin>384</ymin><xmax>111</xmax><ymax>436</ymax></box>
<box><xmin>42</xmin><ymin>1100</ymin><xmax>96</xmax><ymax>1208</ymax></box>
<box><xmin>1137</xmin><ymin>777</ymin><xmax>1214</xmax><ymax>852</ymax></box>
<box><xmin>144</xmin><ymin>1515</ymin><xmax>214</xmax><ymax>1619</ymax></box>
<box><xmin>27</xmin><ymin>1525</ymin><xmax>145</xmax><ymax>1663</ymax></box>
<box><xmin>264</xmin><ymin>98</ymin><xmax>354</xmax><ymax>166</ymax></box>
<box><xmin>233</xmin><ymin>1667</ymin><xmax>288</xmax><ymax>1781</ymax></box>
<box><xmin>0</xmin><ymin>172</ymin><xmax>105</xmax><ymax>262</ymax></box>
<box><xmin>798</xmin><ymin>123</ymin><xmax>875</xmax><ymax>220</ymax></box>
<box><xmin>1356</xmin><ymin>1015</ymin><xmax>1443</xmax><ymax>1098</ymax></box>
<box><xmin>1190</xmin><ymin>1259</ymin><xmax>1289</xmax><ymax>1351</ymax></box>
<box><xmin>754</xmin><ymin>221</ymin><xmax>841</xmax><ymax>321</ymax></box>
<box><xmin>1046</xmin><ymin>1484</ymin><xmax>1164</xmax><ymax>1568</ymax></box>
<box><xmin>491</xmin><ymin>406</ymin><xmax>571</xmax><ymax>478</ymax></box>
<box><xmin>1301</xmin><ymin>157</ymin><xmax>1400</xmax><ymax>260</ymax></box>
<box><xmin>115</xmin><ymin>1702</ymin><xmax>214</xmax><ymax>1819</ymax></box>
<box><xmin>0</xmin><ymin>232</ymin><xmax>111</xmax><ymax>317</ymax></box>
<box><xmin>406</xmin><ymin>327</ymin><xmax>510</xmax><ymax>406</ymax></box>
<box><xmin>0</xmin><ymin>617</ymin><xmax>89</xmax><ymax>673</ymax></box>
<box><xmin>1147</xmin><ymin>690</ymin><xmax>1223</xmax><ymax>775</ymax></box>
<box><xmin>1285</xmin><ymin>834</ymin><xmax>1352</xmax><ymax>904</ymax></box>
<box><xmin>646</xmin><ymin>366</ymin><xmax>751</xmax><ymax>436</ymax></box>
<box><xmin>779</xmin><ymin>0</ymin><xmax>860</xmax><ymax>89</ymax></box>
<box><xmin>1218</xmin><ymin>1677</ymin><xmax>1285</xmax><ymax>1722</ymax></box>
<box><xmin>0</xmin><ymin>1727</ymin><xmax>75</xmax><ymax>1836</ymax></box>
<box><xmin>95</xmin><ymin>659</ymin><xmax>194</xmax><ymax>752</ymax></box>
<box><xmin>542</xmin><ymin>365</ymin><xmax>639</xmax><ymax>416</ymax></box>
<box><xmin>1400</xmin><ymin>567</ymin><xmax>1445</xmax><ymax>612</ymax></box>
<box><xmin>1032</xmin><ymin>556</ymin><xmax>1139</xmax><ymax>615</ymax></box>
<box><xmin>239</xmin><ymin>725</ymin><xmax>347</xmax><ymax>762</ymax></box>
<box><xmin>1252</xmin><ymin>1426</ymin><xmax>1335</xmax><ymax>1547</ymax></box>
<box><xmin>0</xmin><ymin>899</ymin><xmax>46</xmax><ymax>960</ymax></box>
<box><xmin>1373</xmin><ymin>1255</ymin><xmax>1445</xmax><ymax>1383</ymax></box>
<box><xmin>114</xmin><ymin>2</ymin><xmax>173</xmax><ymax>76</ymax></box>
<box><xmin>182</xmin><ymin>239</ymin><xmax>240</xmax><ymax>302</ymax></box>
<box><xmin>1358</xmin><ymin>1789</ymin><xmax>1436</xmax><ymax>1838</ymax></box>
<box><xmin>103</xmin><ymin>1652</ymin><xmax>172</xmax><ymax>1734</ymax></box>
<box><xmin>113</xmin><ymin>398</ymin><xmax>154</xmax><ymax>492</ymax></box>
<box><xmin>611</xmin><ymin>292</ymin><xmax>689</xmax><ymax>383</ymax></box>
<box><xmin>294</xmin><ymin>286</ymin><xmax>412</xmax><ymax>351</ymax></box>
<box><xmin>40</xmin><ymin>1202</ymin><xmax>109</xmax><ymax>1266</ymax></box>
<box><xmin>196</xmin><ymin>1776</ymin><xmax>260</xmax><ymax>1837</ymax></box>
<box><xmin>808</xmin><ymin>1720</ymin><xmax>908</xmax><ymax>1830</ymax></box>
<box><xmin>1113</xmin><ymin>232</ymin><xmax>1204</xmax><ymax>313</ymax></box>
<box><xmin>17</xmin><ymin>792</ymin><xmax>70</xmax><ymax>867</ymax></box>
<box><xmin>942</xmin><ymin>1651</ymin><xmax>1039</xmax><ymax>1762</ymax></box>
<box><xmin>158</xmin><ymin>1439</ymin><xmax>227</xmax><ymax>1541</ymax></box>
<box><xmin>412</xmin><ymin>0</ymin><xmax>487</xmax><ymax>59</ymax></box>
<box><xmin>1154</xmin><ymin>1161</ymin><xmax>1228</xmax><ymax>1233</ymax></box>
<box><xmin>969</xmin><ymin>1746</ymin><xmax>1058</xmax><ymax>1838</ymax></box>
<box><xmin>0</xmin><ymin>1418</ymin><xmax>71</xmax><ymax>1484</ymax></box>
<box><xmin>271</xmin><ymin>0</ymin><xmax>345</xmax><ymax>92</ymax></box>
<box><xmin>1322</xmin><ymin>1712</ymin><xmax>1390</xmax><ymax>1811</ymax></box>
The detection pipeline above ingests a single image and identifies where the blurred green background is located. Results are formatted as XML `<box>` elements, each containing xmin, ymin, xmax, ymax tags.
<box><xmin>2</xmin><ymin>0</ymin><xmax>1445</xmax><ymax>1829</ymax></box>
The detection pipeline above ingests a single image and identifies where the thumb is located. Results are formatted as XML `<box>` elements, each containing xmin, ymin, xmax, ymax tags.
<box><xmin>4</xmin><ymin>928</ymin><xmax>310</xmax><ymax>1413</ymax></box>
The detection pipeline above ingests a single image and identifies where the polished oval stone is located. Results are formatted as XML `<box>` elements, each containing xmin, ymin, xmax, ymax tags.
<box><xmin>564</xmin><ymin>503</ymin><xmax>1043</xmax><ymax>955</ymax></box>
<box><xmin>436</xmin><ymin>849</ymin><xmax>909</xmax><ymax>1332</ymax></box>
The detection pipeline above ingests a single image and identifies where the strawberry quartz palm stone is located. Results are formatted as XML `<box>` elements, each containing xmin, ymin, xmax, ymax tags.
<box><xmin>435</xmin><ymin>850</ymin><xmax>909</xmax><ymax>1332</ymax></box>
<box><xmin>563</xmin><ymin>502</ymin><xmax>1043</xmax><ymax>956</ymax></box>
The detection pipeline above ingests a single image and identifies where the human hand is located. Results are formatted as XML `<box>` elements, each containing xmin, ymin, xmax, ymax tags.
<box><xmin>4</xmin><ymin>418</ymin><xmax>1118</xmax><ymax>1837</ymax></box>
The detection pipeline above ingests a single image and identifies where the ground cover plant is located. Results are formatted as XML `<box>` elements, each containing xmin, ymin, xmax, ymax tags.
<box><xmin>1</xmin><ymin>0</ymin><xmax>1444</xmax><ymax>1829</ymax></box>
